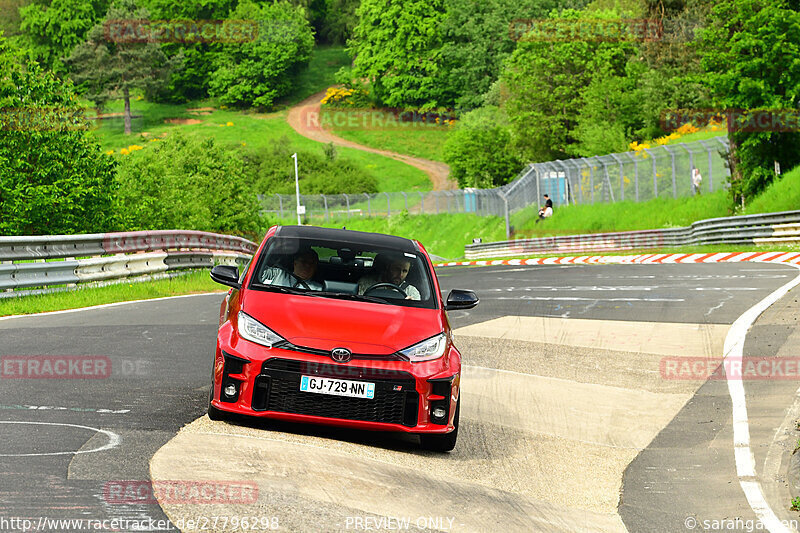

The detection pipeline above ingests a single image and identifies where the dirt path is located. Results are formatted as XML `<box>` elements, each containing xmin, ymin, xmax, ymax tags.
<box><xmin>286</xmin><ymin>91</ymin><xmax>456</xmax><ymax>191</ymax></box>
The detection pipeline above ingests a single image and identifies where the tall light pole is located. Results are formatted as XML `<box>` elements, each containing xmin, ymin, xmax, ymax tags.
<box><xmin>292</xmin><ymin>153</ymin><xmax>301</xmax><ymax>225</ymax></box>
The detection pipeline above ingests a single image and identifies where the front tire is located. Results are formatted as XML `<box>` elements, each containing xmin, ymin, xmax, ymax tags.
<box><xmin>420</xmin><ymin>398</ymin><xmax>459</xmax><ymax>452</ymax></box>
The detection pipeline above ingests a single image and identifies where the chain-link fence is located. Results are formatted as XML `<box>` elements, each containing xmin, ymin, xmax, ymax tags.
<box><xmin>259</xmin><ymin>137</ymin><xmax>731</xmax><ymax>232</ymax></box>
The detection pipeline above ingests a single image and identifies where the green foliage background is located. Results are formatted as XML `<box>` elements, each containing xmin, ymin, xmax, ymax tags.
<box><xmin>0</xmin><ymin>37</ymin><xmax>117</xmax><ymax>235</ymax></box>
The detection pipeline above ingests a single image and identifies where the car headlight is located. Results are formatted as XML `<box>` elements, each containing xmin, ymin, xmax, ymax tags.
<box><xmin>237</xmin><ymin>311</ymin><xmax>284</xmax><ymax>348</ymax></box>
<box><xmin>399</xmin><ymin>333</ymin><xmax>447</xmax><ymax>362</ymax></box>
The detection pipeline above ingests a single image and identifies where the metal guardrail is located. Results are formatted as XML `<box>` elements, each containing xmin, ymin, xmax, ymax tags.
<box><xmin>0</xmin><ymin>230</ymin><xmax>256</xmax><ymax>296</ymax></box>
<box><xmin>464</xmin><ymin>210</ymin><xmax>800</xmax><ymax>259</ymax></box>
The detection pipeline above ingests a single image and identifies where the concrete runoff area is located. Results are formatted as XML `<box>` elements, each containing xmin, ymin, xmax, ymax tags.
<box><xmin>151</xmin><ymin>316</ymin><xmax>729</xmax><ymax>532</ymax></box>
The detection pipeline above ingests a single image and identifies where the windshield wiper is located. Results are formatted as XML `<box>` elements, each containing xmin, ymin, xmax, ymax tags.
<box><xmin>314</xmin><ymin>291</ymin><xmax>389</xmax><ymax>304</ymax></box>
<box><xmin>253</xmin><ymin>284</ymin><xmax>307</xmax><ymax>295</ymax></box>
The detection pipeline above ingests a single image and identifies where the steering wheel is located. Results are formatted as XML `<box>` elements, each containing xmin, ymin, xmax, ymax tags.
<box><xmin>290</xmin><ymin>274</ymin><xmax>312</xmax><ymax>290</ymax></box>
<box><xmin>364</xmin><ymin>282</ymin><xmax>406</xmax><ymax>298</ymax></box>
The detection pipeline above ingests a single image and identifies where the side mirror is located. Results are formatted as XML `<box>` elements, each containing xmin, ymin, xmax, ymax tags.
<box><xmin>210</xmin><ymin>265</ymin><xmax>241</xmax><ymax>289</ymax></box>
<box><xmin>445</xmin><ymin>289</ymin><xmax>479</xmax><ymax>311</ymax></box>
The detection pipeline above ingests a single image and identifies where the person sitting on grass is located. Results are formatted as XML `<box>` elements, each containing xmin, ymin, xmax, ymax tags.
<box><xmin>535</xmin><ymin>194</ymin><xmax>553</xmax><ymax>223</ymax></box>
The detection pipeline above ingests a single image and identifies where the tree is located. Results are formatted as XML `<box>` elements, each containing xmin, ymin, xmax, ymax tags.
<box><xmin>208</xmin><ymin>1</ymin><xmax>315</xmax><ymax>109</ymax></box>
<box><xmin>318</xmin><ymin>0</ymin><xmax>359</xmax><ymax>44</ymax></box>
<box><xmin>501</xmin><ymin>9</ymin><xmax>638</xmax><ymax>162</ymax></box>
<box><xmin>437</xmin><ymin>0</ymin><xmax>560</xmax><ymax>111</ymax></box>
<box><xmin>65</xmin><ymin>0</ymin><xmax>180</xmax><ymax>134</ymax></box>
<box><xmin>18</xmin><ymin>0</ymin><xmax>109</xmax><ymax>73</ymax></box>
<box><xmin>145</xmin><ymin>0</ymin><xmax>236</xmax><ymax>102</ymax></box>
<box><xmin>349</xmin><ymin>0</ymin><xmax>447</xmax><ymax>110</ymax></box>
<box><xmin>698</xmin><ymin>0</ymin><xmax>800</xmax><ymax>208</ymax></box>
<box><xmin>443</xmin><ymin>106</ymin><xmax>522</xmax><ymax>188</ymax></box>
<box><xmin>114</xmin><ymin>133</ymin><xmax>261</xmax><ymax>238</ymax></box>
<box><xmin>0</xmin><ymin>37</ymin><xmax>117</xmax><ymax>235</ymax></box>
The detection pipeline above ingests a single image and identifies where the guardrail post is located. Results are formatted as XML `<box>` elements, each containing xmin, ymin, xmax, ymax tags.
<box><xmin>401</xmin><ymin>192</ymin><xmax>408</xmax><ymax>212</ymax></box>
<box><xmin>434</xmin><ymin>192</ymin><xmax>439</xmax><ymax>214</ymax></box>
<box><xmin>385</xmin><ymin>192</ymin><xmax>391</xmax><ymax>216</ymax></box>
<box><xmin>322</xmin><ymin>195</ymin><xmax>329</xmax><ymax>222</ymax></box>
<box><xmin>275</xmin><ymin>194</ymin><xmax>283</xmax><ymax>219</ymax></box>
<box><xmin>364</xmin><ymin>193</ymin><xmax>371</xmax><ymax>217</ymax></box>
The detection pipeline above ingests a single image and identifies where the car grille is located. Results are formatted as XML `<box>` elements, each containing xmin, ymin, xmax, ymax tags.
<box><xmin>252</xmin><ymin>359</ymin><xmax>419</xmax><ymax>427</ymax></box>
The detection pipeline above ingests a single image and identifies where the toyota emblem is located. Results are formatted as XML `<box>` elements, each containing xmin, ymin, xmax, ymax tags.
<box><xmin>331</xmin><ymin>348</ymin><xmax>352</xmax><ymax>363</ymax></box>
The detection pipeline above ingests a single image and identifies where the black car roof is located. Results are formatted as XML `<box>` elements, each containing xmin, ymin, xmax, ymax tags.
<box><xmin>273</xmin><ymin>226</ymin><xmax>419</xmax><ymax>253</ymax></box>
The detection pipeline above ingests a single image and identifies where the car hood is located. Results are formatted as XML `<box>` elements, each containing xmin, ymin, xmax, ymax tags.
<box><xmin>241</xmin><ymin>291</ymin><xmax>444</xmax><ymax>355</ymax></box>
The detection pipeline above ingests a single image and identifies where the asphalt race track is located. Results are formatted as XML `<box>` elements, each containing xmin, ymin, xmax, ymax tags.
<box><xmin>1</xmin><ymin>262</ymin><xmax>799</xmax><ymax>532</ymax></box>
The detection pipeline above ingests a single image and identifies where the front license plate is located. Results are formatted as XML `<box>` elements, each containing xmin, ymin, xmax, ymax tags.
<box><xmin>300</xmin><ymin>375</ymin><xmax>375</xmax><ymax>399</ymax></box>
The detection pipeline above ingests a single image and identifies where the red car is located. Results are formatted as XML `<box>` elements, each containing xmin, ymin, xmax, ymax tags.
<box><xmin>208</xmin><ymin>225</ymin><xmax>478</xmax><ymax>451</ymax></box>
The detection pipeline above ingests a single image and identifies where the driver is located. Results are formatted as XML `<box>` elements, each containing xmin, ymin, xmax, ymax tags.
<box><xmin>261</xmin><ymin>248</ymin><xmax>323</xmax><ymax>290</ymax></box>
<box><xmin>357</xmin><ymin>252</ymin><xmax>420</xmax><ymax>300</ymax></box>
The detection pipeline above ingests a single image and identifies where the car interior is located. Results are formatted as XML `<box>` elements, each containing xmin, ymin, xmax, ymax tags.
<box><xmin>253</xmin><ymin>238</ymin><xmax>433</xmax><ymax>304</ymax></box>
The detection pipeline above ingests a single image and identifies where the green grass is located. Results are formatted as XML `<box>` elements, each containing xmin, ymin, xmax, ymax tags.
<box><xmin>511</xmin><ymin>189</ymin><xmax>732</xmax><ymax>236</ymax></box>
<box><xmin>327</xmin><ymin>109</ymin><xmax>451</xmax><ymax>162</ymax></box>
<box><xmin>276</xmin><ymin>45</ymin><xmax>351</xmax><ymax>108</ymax></box>
<box><xmin>88</xmin><ymin>102</ymin><xmax>431</xmax><ymax>193</ymax></box>
<box><xmin>0</xmin><ymin>271</ymin><xmax>224</xmax><ymax>317</ymax></box>
<box><xmin>746</xmin><ymin>165</ymin><xmax>800</xmax><ymax>214</ymax></box>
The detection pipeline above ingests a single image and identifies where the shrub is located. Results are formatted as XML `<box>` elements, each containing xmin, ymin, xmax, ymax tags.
<box><xmin>240</xmin><ymin>137</ymin><xmax>378</xmax><ymax>195</ymax></box>
<box><xmin>113</xmin><ymin>133</ymin><xmax>261</xmax><ymax>237</ymax></box>
<box><xmin>209</xmin><ymin>1</ymin><xmax>315</xmax><ymax>109</ymax></box>
<box><xmin>443</xmin><ymin>106</ymin><xmax>521</xmax><ymax>188</ymax></box>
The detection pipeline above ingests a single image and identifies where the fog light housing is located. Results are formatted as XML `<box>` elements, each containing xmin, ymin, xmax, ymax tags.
<box><xmin>224</xmin><ymin>383</ymin><xmax>238</xmax><ymax>398</ymax></box>
<box><xmin>432</xmin><ymin>406</ymin><xmax>447</xmax><ymax>419</ymax></box>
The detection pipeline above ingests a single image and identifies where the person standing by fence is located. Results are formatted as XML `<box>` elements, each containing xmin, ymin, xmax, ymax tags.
<box><xmin>691</xmin><ymin>167</ymin><xmax>703</xmax><ymax>195</ymax></box>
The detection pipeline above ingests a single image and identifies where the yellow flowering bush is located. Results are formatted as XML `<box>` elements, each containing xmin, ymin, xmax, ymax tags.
<box><xmin>321</xmin><ymin>86</ymin><xmax>369</xmax><ymax>107</ymax></box>
<box><xmin>676</xmin><ymin>123</ymin><xmax>699</xmax><ymax>134</ymax></box>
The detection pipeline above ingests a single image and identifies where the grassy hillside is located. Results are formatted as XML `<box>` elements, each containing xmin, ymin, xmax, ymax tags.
<box><xmin>328</xmin><ymin>111</ymin><xmax>451</xmax><ymax>162</ymax></box>
<box><xmin>512</xmin><ymin>190</ymin><xmax>731</xmax><ymax>236</ymax></box>
<box><xmin>744</xmin><ymin>165</ymin><xmax>800</xmax><ymax>214</ymax></box>
<box><xmin>89</xmin><ymin>102</ymin><xmax>431</xmax><ymax>193</ymax></box>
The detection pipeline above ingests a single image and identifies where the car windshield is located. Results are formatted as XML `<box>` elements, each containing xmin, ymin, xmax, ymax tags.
<box><xmin>249</xmin><ymin>236</ymin><xmax>437</xmax><ymax>309</ymax></box>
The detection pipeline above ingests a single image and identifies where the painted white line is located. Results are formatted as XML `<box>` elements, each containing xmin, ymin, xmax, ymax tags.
<box><xmin>0</xmin><ymin>292</ymin><xmax>223</xmax><ymax>322</ymax></box>
<box><xmin>489</xmin><ymin>296</ymin><xmax>685</xmax><ymax>302</ymax></box>
<box><xmin>723</xmin><ymin>262</ymin><xmax>800</xmax><ymax>533</ymax></box>
<box><xmin>0</xmin><ymin>421</ymin><xmax>120</xmax><ymax>457</ymax></box>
